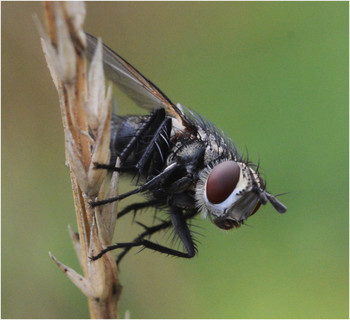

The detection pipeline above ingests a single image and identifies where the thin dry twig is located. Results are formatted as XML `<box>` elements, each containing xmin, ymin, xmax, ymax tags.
<box><xmin>39</xmin><ymin>2</ymin><xmax>122</xmax><ymax>318</ymax></box>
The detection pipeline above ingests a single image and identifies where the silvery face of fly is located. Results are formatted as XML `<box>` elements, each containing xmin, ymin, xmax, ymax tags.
<box><xmin>196</xmin><ymin>160</ymin><xmax>286</xmax><ymax>230</ymax></box>
<box><xmin>85</xmin><ymin>33</ymin><xmax>287</xmax><ymax>263</ymax></box>
<box><xmin>196</xmin><ymin>160</ymin><xmax>263</xmax><ymax>229</ymax></box>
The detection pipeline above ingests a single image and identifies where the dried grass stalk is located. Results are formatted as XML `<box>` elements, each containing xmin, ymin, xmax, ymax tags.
<box><xmin>39</xmin><ymin>2</ymin><xmax>122</xmax><ymax>318</ymax></box>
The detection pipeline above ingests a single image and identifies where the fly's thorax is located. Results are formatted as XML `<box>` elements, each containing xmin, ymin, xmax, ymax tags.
<box><xmin>195</xmin><ymin>160</ymin><xmax>263</xmax><ymax>229</ymax></box>
<box><xmin>168</xmin><ymin>116</ymin><xmax>233</xmax><ymax>166</ymax></box>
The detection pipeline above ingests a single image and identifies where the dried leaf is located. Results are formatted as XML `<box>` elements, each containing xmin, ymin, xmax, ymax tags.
<box><xmin>66</xmin><ymin>129</ymin><xmax>89</xmax><ymax>192</ymax></box>
<box><xmin>68</xmin><ymin>225</ymin><xmax>83</xmax><ymax>268</ymax></box>
<box><xmin>87</xmin><ymin>219</ymin><xmax>110</xmax><ymax>300</ymax></box>
<box><xmin>97</xmin><ymin>158</ymin><xmax>120</xmax><ymax>244</ymax></box>
<box><xmin>49</xmin><ymin>252</ymin><xmax>96</xmax><ymax>298</ymax></box>
<box><xmin>56</xmin><ymin>4</ymin><xmax>76</xmax><ymax>83</ymax></box>
<box><xmin>63</xmin><ymin>2</ymin><xmax>86</xmax><ymax>49</ymax></box>
<box><xmin>87</xmin><ymin>38</ymin><xmax>105</xmax><ymax>130</ymax></box>
<box><xmin>86</xmin><ymin>85</ymin><xmax>112</xmax><ymax>196</ymax></box>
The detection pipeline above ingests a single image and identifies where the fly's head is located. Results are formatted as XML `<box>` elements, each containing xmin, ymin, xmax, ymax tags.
<box><xmin>195</xmin><ymin>160</ymin><xmax>287</xmax><ymax>230</ymax></box>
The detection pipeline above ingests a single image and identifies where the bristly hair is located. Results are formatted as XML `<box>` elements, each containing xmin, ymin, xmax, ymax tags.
<box><xmin>181</xmin><ymin>107</ymin><xmax>264</xmax><ymax>177</ymax></box>
<box><xmin>181</xmin><ymin>105</ymin><xmax>247</xmax><ymax>165</ymax></box>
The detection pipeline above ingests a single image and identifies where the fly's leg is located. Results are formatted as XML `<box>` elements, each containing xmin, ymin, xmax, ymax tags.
<box><xmin>119</xmin><ymin>108</ymin><xmax>166</xmax><ymax>163</ymax></box>
<box><xmin>116</xmin><ymin>206</ymin><xmax>197</xmax><ymax>264</ymax></box>
<box><xmin>136</xmin><ymin>117</ymin><xmax>172</xmax><ymax>175</ymax></box>
<box><xmin>91</xmin><ymin>109</ymin><xmax>174</xmax><ymax>207</ymax></box>
<box><xmin>90</xmin><ymin>163</ymin><xmax>180</xmax><ymax>207</ymax></box>
<box><xmin>116</xmin><ymin>219</ymin><xmax>172</xmax><ymax>264</ymax></box>
<box><xmin>93</xmin><ymin>115</ymin><xmax>171</xmax><ymax>175</ymax></box>
<box><xmin>170</xmin><ymin>206</ymin><xmax>197</xmax><ymax>258</ymax></box>
<box><xmin>93</xmin><ymin>163</ymin><xmax>135</xmax><ymax>172</ymax></box>
<box><xmin>117</xmin><ymin>206</ymin><xmax>197</xmax><ymax>264</ymax></box>
<box><xmin>117</xmin><ymin>199</ymin><xmax>160</xmax><ymax>219</ymax></box>
<box><xmin>90</xmin><ymin>209</ymin><xmax>198</xmax><ymax>264</ymax></box>
<box><xmin>92</xmin><ymin>108</ymin><xmax>167</xmax><ymax>173</ymax></box>
<box><xmin>91</xmin><ymin>240</ymin><xmax>193</xmax><ymax>261</ymax></box>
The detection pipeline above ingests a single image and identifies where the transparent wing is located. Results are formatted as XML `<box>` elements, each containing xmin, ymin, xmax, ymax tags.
<box><xmin>85</xmin><ymin>33</ymin><xmax>192</xmax><ymax>129</ymax></box>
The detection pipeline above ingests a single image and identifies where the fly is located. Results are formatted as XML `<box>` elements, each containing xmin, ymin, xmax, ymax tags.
<box><xmin>85</xmin><ymin>33</ymin><xmax>287</xmax><ymax>264</ymax></box>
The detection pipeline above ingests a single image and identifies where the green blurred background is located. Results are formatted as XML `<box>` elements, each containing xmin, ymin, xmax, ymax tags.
<box><xmin>2</xmin><ymin>2</ymin><xmax>348</xmax><ymax>318</ymax></box>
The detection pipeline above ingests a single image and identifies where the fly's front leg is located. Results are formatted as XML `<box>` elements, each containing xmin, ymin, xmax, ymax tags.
<box><xmin>169</xmin><ymin>206</ymin><xmax>197</xmax><ymax>258</ymax></box>
<box><xmin>116</xmin><ymin>208</ymin><xmax>198</xmax><ymax>264</ymax></box>
<box><xmin>90</xmin><ymin>209</ymin><xmax>199</xmax><ymax>263</ymax></box>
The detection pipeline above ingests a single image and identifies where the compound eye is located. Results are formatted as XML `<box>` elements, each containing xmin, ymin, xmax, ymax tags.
<box><xmin>206</xmin><ymin>161</ymin><xmax>240</xmax><ymax>204</ymax></box>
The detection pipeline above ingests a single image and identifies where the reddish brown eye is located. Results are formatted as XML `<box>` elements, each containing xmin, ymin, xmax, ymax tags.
<box><xmin>206</xmin><ymin>161</ymin><xmax>240</xmax><ymax>204</ymax></box>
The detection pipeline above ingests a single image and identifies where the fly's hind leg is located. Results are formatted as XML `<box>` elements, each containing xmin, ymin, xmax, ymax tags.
<box><xmin>118</xmin><ymin>108</ymin><xmax>167</xmax><ymax>163</ymax></box>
